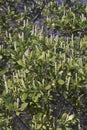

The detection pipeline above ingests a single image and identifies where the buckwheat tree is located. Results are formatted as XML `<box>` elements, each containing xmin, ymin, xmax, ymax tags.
<box><xmin>0</xmin><ymin>0</ymin><xmax>87</xmax><ymax>130</ymax></box>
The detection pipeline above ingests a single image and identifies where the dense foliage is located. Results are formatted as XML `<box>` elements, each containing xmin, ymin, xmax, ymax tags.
<box><xmin>0</xmin><ymin>0</ymin><xmax>87</xmax><ymax>130</ymax></box>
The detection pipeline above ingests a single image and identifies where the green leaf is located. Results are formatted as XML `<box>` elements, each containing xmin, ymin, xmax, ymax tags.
<box><xmin>0</xmin><ymin>55</ymin><xmax>2</xmax><ymax>60</ymax></box>
<box><xmin>84</xmin><ymin>63</ymin><xmax>87</xmax><ymax>71</ymax></box>
<box><xmin>67</xmin><ymin>114</ymin><xmax>74</xmax><ymax>121</ymax></box>
<box><xmin>58</xmin><ymin>79</ymin><xmax>65</xmax><ymax>85</ymax></box>
<box><xmin>44</xmin><ymin>84</ymin><xmax>51</xmax><ymax>90</ymax></box>
<box><xmin>16</xmin><ymin>111</ymin><xmax>20</xmax><ymax>116</ymax></box>
<box><xmin>61</xmin><ymin>113</ymin><xmax>67</xmax><ymax>121</ymax></box>
<box><xmin>11</xmin><ymin>54</ymin><xmax>16</xmax><ymax>59</ymax></box>
<box><xmin>17</xmin><ymin>59</ymin><xmax>24</xmax><ymax>67</ymax></box>
<box><xmin>6</xmin><ymin>103</ymin><xmax>14</xmax><ymax>111</ymax></box>
<box><xmin>56</xmin><ymin>128</ymin><xmax>62</xmax><ymax>130</ymax></box>
<box><xmin>0</xmin><ymin>70</ymin><xmax>7</xmax><ymax>76</ymax></box>
<box><xmin>17</xmin><ymin>0</ymin><xmax>21</xmax><ymax>3</ymax></box>
<box><xmin>21</xmin><ymin>93</ymin><xmax>28</xmax><ymax>101</ymax></box>
<box><xmin>20</xmin><ymin>102</ymin><xmax>28</xmax><ymax>111</ymax></box>
<box><xmin>13</xmin><ymin>102</ymin><xmax>18</xmax><ymax>110</ymax></box>
<box><xmin>36</xmin><ymin>124</ymin><xmax>42</xmax><ymax>129</ymax></box>
<box><xmin>34</xmin><ymin>93</ymin><xmax>41</xmax><ymax>102</ymax></box>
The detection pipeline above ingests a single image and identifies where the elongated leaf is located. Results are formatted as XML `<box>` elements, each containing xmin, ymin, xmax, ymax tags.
<box><xmin>0</xmin><ymin>70</ymin><xmax>7</xmax><ymax>76</ymax></box>
<box><xmin>20</xmin><ymin>102</ymin><xmax>28</xmax><ymax>111</ymax></box>
<box><xmin>17</xmin><ymin>59</ymin><xmax>24</xmax><ymax>67</ymax></box>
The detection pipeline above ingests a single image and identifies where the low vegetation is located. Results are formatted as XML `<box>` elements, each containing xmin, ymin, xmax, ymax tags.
<box><xmin>0</xmin><ymin>0</ymin><xmax>87</xmax><ymax>130</ymax></box>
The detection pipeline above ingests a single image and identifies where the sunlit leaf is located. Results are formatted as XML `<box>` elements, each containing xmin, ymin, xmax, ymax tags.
<box><xmin>58</xmin><ymin>79</ymin><xmax>65</xmax><ymax>85</ymax></box>
<box><xmin>45</xmin><ymin>84</ymin><xmax>51</xmax><ymax>90</ymax></box>
<box><xmin>17</xmin><ymin>59</ymin><xmax>24</xmax><ymax>67</ymax></box>
<box><xmin>20</xmin><ymin>102</ymin><xmax>28</xmax><ymax>111</ymax></box>
<box><xmin>67</xmin><ymin>114</ymin><xmax>74</xmax><ymax>121</ymax></box>
<box><xmin>21</xmin><ymin>93</ymin><xmax>28</xmax><ymax>101</ymax></box>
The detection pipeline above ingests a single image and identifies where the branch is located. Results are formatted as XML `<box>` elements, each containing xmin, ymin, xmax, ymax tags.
<box><xmin>12</xmin><ymin>112</ymin><xmax>32</xmax><ymax>130</ymax></box>
<box><xmin>32</xmin><ymin>0</ymin><xmax>48</xmax><ymax>22</ymax></box>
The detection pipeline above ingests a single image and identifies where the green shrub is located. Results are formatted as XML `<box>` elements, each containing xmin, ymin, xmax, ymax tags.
<box><xmin>0</xmin><ymin>0</ymin><xmax>87</xmax><ymax>129</ymax></box>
